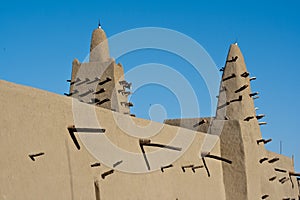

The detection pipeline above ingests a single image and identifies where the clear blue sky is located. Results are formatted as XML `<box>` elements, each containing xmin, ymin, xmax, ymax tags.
<box><xmin>0</xmin><ymin>0</ymin><xmax>299</xmax><ymax>171</ymax></box>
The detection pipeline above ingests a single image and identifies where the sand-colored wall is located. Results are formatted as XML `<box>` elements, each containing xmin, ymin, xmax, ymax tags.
<box><xmin>164</xmin><ymin>117</ymin><xmax>211</xmax><ymax>133</ymax></box>
<box><xmin>259</xmin><ymin>150</ymin><xmax>299</xmax><ymax>199</ymax></box>
<box><xmin>163</xmin><ymin>117</ymin><xmax>300</xmax><ymax>200</ymax></box>
<box><xmin>0</xmin><ymin>80</ymin><xmax>226</xmax><ymax>200</ymax></box>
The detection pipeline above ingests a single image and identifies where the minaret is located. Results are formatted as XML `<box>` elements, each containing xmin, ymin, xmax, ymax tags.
<box><xmin>89</xmin><ymin>22</ymin><xmax>110</xmax><ymax>62</ymax></box>
<box><xmin>215</xmin><ymin>43</ymin><xmax>263</xmax><ymax>199</ymax></box>
<box><xmin>67</xmin><ymin>22</ymin><xmax>132</xmax><ymax>114</ymax></box>
<box><xmin>216</xmin><ymin>43</ymin><xmax>256</xmax><ymax>120</ymax></box>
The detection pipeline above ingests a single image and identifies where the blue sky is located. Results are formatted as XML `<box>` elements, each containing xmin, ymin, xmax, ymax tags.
<box><xmin>0</xmin><ymin>0</ymin><xmax>299</xmax><ymax>171</ymax></box>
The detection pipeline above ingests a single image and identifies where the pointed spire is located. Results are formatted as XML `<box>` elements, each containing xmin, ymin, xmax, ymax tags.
<box><xmin>216</xmin><ymin>44</ymin><xmax>256</xmax><ymax>120</ymax></box>
<box><xmin>89</xmin><ymin>20</ymin><xmax>110</xmax><ymax>62</ymax></box>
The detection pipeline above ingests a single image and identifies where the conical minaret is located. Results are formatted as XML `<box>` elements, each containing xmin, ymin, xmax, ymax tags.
<box><xmin>89</xmin><ymin>24</ymin><xmax>110</xmax><ymax>62</ymax></box>
<box><xmin>216</xmin><ymin>44</ymin><xmax>263</xmax><ymax>199</ymax></box>
<box><xmin>216</xmin><ymin>43</ymin><xmax>256</xmax><ymax>121</ymax></box>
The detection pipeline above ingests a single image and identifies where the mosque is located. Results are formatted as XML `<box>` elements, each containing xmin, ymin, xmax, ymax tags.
<box><xmin>0</xmin><ymin>24</ymin><xmax>299</xmax><ymax>199</ymax></box>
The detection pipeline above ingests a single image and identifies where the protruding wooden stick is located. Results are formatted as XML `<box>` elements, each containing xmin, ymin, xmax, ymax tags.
<box><xmin>98</xmin><ymin>77</ymin><xmax>112</xmax><ymax>85</ymax></box>
<box><xmin>259</xmin><ymin>158</ymin><xmax>268</xmax><ymax>163</ymax></box>
<box><xmin>101</xmin><ymin>169</ymin><xmax>114</xmax><ymax>179</ymax></box>
<box><xmin>67</xmin><ymin>125</ymin><xmax>106</xmax><ymax>133</ymax></box>
<box><xmin>139</xmin><ymin>139</ymin><xmax>182</xmax><ymax>151</ymax></box>
<box><xmin>29</xmin><ymin>152</ymin><xmax>45</xmax><ymax>161</ymax></box>
<box><xmin>113</xmin><ymin>160</ymin><xmax>123</xmax><ymax>168</ymax></box>
<box><xmin>217</xmin><ymin>102</ymin><xmax>230</xmax><ymax>110</ymax></box>
<box><xmin>70</xmin><ymin>77</ymin><xmax>81</xmax><ymax>85</ymax></box>
<box><xmin>78</xmin><ymin>89</ymin><xmax>94</xmax><ymax>97</ymax></box>
<box><xmin>256</xmin><ymin>114</ymin><xmax>265</xmax><ymax>120</ymax></box>
<box><xmin>192</xmin><ymin>165</ymin><xmax>204</xmax><ymax>173</ymax></box>
<box><xmin>269</xmin><ymin>176</ymin><xmax>276</xmax><ymax>181</ymax></box>
<box><xmin>121</xmin><ymin>102</ymin><xmax>134</xmax><ymax>107</ymax></box>
<box><xmin>96</xmin><ymin>98</ymin><xmax>110</xmax><ymax>105</ymax></box>
<box><xmin>279</xmin><ymin>177</ymin><xmax>289</xmax><ymax>184</ymax></box>
<box><xmin>222</xmin><ymin>73</ymin><xmax>236</xmax><ymax>81</ymax></box>
<box><xmin>244</xmin><ymin>116</ymin><xmax>255</xmax><ymax>121</ymax></box>
<box><xmin>193</xmin><ymin>119</ymin><xmax>207</xmax><ymax>128</ymax></box>
<box><xmin>249</xmin><ymin>92</ymin><xmax>259</xmax><ymax>97</ymax></box>
<box><xmin>240</xmin><ymin>71</ymin><xmax>250</xmax><ymax>78</ymax></box>
<box><xmin>64</xmin><ymin>89</ymin><xmax>79</xmax><ymax>96</ymax></box>
<box><xmin>259</xmin><ymin>122</ymin><xmax>267</xmax><ymax>126</ymax></box>
<box><xmin>206</xmin><ymin>154</ymin><xmax>232</xmax><ymax>164</ymax></box>
<box><xmin>139</xmin><ymin>139</ymin><xmax>151</xmax><ymax>145</ymax></box>
<box><xmin>67</xmin><ymin>125</ymin><xmax>106</xmax><ymax>150</ymax></box>
<box><xmin>91</xmin><ymin>162</ymin><xmax>101</xmax><ymax>167</ymax></box>
<box><xmin>76</xmin><ymin>78</ymin><xmax>90</xmax><ymax>86</ymax></box>
<box><xmin>235</xmin><ymin>84</ymin><xmax>249</xmax><ymax>93</ymax></box>
<box><xmin>139</xmin><ymin>139</ymin><xmax>182</xmax><ymax>170</ymax></box>
<box><xmin>261</xmin><ymin>194</ymin><xmax>269</xmax><ymax>199</ymax></box>
<box><xmin>161</xmin><ymin>164</ymin><xmax>173</xmax><ymax>172</ymax></box>
<box><xmin>274</xmin><ymin>168</ymin><xmax>287</xmax><ymax>173</ymax></box>
<box><xmin>268</xmin><ymin>157</ymin><xmax>279</xmax><ymax>163</ymax></box>
<box><xmin>181</xmin><ymin>164</ymin><xmax>194</xmax><ymax>173</ymax></box>
<box><xmin>257</xmin><ymin>138</ymin><xmax>272</xmax><ymax>145</ymax></box>
<box><xmin>230</xmin><ymin>95</ymin><xmax>243</xmax><ymax>103</ymax></box>
<box><xmin>87</xmin><ymin>77</ymin><xmax>100</xmax><ymax>84</ymax></box>
<box><xmin>226</xmin><ymin>56</ymin><xmax>238</xmax><ymax>63</ymax></box>
<box><xmin>93</xmin><ymin>88</ymin><xmax>105</xmax><ymax>94</ymax></box>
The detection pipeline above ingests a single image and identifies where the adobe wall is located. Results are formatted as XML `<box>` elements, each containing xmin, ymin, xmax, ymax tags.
<box><xmin>258</xmin><ymin>150</ymin><xmax>299</xmax><ymax>199</ymax></box>
<box><xmin>164</xmin><ymin>117</ymin><xmax>211</xmax><ymax>133</ymax></box>
<box><xmin>0</xmin><ymin>80</ymin><xmax>226</xmax><ymax>200</ymax></box>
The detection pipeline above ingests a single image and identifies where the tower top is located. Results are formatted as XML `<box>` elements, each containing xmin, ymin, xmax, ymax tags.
<box><xmin>89</xmin><ymin>24</ymin><xmax>110</xmax><ymax>62</ymax></box>
<box><xmin>98</xmin><ymin>19</ymin><xmax>101</xmax><ymax>29</ymax></box>
<box><xmin>216</xmin><ymin>44</ymin><xmax>256</xmax><ymax>120</ymax></box>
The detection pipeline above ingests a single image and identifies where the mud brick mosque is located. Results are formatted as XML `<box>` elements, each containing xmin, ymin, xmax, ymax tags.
<box><xmin>0</xmin><ymin>23</ymin><xmax>299</xmax><ymax>200</ymax></box>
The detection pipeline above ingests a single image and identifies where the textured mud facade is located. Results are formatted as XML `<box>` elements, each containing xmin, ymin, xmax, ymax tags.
<box><xmin>0</xmin><ymin>26</ymin><xmax>299</xmax><ymax>200</ymax></box>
